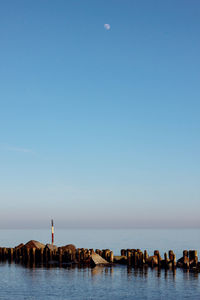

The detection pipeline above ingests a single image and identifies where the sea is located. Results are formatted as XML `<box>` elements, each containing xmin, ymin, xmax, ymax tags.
<box><xmin>0</xmin><ymin>228</ymin><xmax>200</xmax><ymax>300</ymax></box>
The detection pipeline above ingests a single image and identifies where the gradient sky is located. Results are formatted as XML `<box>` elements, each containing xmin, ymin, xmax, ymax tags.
<box><xmin>0</xmin><ymin>0</ymin><xmax>200</xmax><ymax>229</ymax></box>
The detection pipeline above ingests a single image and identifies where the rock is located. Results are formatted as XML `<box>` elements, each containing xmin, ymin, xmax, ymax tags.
<box><xmin>91</xmin><ymin>253</ymin><xmax>109</xmax><ymax>266</ymax></box>
<box><xmin>59</xmin><ymin>244</ymin><xmax>76</xmax><ymax>253</ymax></box>
<box><xmin>24</xmin><ymin>240</ymin><xmax>45</xmax><ymax>249</ymax></box>
<box><xmin>114</xmin><ymin>255</ymin><xmax>127</xmax><ymax>264</ymax></box>
<box><xmin>15</xmin><ymin>243</ymin><xmax>24</xmax><ymax>250</ymax></box>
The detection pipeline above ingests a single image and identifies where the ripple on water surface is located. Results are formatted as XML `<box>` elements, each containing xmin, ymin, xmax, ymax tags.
<box><xmin>0</xmin><ymin>263</ymin><xmax>200</xmax><ymax>300</ymax></box>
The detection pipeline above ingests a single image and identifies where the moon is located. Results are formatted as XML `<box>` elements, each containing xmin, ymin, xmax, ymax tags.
<box><xmin>104</xmin><ymin>24</ymin><xmax>111</xmax><ymax>30</ymax></box>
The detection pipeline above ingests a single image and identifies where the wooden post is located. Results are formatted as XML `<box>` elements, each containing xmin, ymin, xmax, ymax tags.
<box><xmin>26</xmin><ymin>248</ymin><xmax>30</xmax><ymax>264</ymax></box>
<box><xmin>33</xmin><ymin>248</ymin><xmax>36</xmax><ymax>264</ymax></box>
<box><xmin>40</xmin><ymin>248</ymin><xmax>44</xmax><ymax>264</ymax></box>
<box><xmin>164</xmin><ymin>252</ymin><xmax>168</xmax><ymax>268</ymax></box>
<box><xmin>59</xmin><ymin>249</ymin><xmax>63</xmax><ymax>264</ymax></box>
<box><xmin>49</xmin><ymin>249</ymin><xmax>52</xmax><ymax>261</ymax></box>
<box><xmin>8</xmin><ymin>248</ymin><xmax>14</xmax><ymax>261</ymax></box>
<box><xmin>76</xmin><ymin>249</ymin><xmax>81</xmax><ymax>262</ymax></box>
<box><xmin>189</xmin><ymin>250</ymin><xmax>197</xmax><ymax>261</ymax></box>
<box><xmin>144</xmin><ymin>250</ymin><xmax>148</xmax><ymax>264</ymax></box>
<box><xmin>183</xmin><ymin>252</ymin><xmax>190</xmax><ymax>269</ymax></box>
<box><xmin>133</xmin><ymin>251</ymin><xmax>138</xmax><ymax>267</ymax></box>
<box><xmin>194</xmin><ymin>251</ymin><xmax>198</xmax><ymax>266</ymax></box>
<box><xmin>16</xmin><ymin>248</ymin><xmax>22</xmax><ymax>262</ymax></box>
<box><xmin>139</xmin><ymin>251</ymin><xmax>144</xmax><ymax>266</ymax></box>
<box><xmin>2</xmin><ymin>248</ymin><xmax>7</xmax><ymax>260</ymax></box>
<box><xmin>110</xmin><ymin>251</ymin><xmax>114</xmax><ymax>263</ymax></box>
<box><xmin>189</xmin><ymin>250</ymin><xmax>198</xmax><ymax>267</ymax></box>
<box><xmin>45</xmin><ymin>248</ymin><xmax>48</xmax><ymax>263</ymax></box>
<box><xmin>168</xmin><ymin>250</ymin><xmax>174</xmax><ymax>262</ymax></box>
<box><xmin>121</xmin><ymin>249</ymin><xmax>126</xmax><ymax>256</ymax></box>
<box><xmin>68</xmin><ymin>249</ymin><xmax>72</xmax><ymax>262</ymax></box>
<box><xmin>172</xmin><ymin>254</ymin><xmax>176</xmax><ymax>269</ymax></box>
<box><xmin>105</xmin><ymin>250</ymin><xmax>110</xmax><ymax>261</ymax></box>
<box><xmin>127</xmin><ymin>250</ymin><xmax>131</xmax><ymax>265</ymax></box>
<box><xmin>154</xmin><ymin>250</ymin><xmax>161</xmax><ymax>267</ymax></box>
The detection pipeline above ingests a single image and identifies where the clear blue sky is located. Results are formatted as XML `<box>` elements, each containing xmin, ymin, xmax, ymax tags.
<box><xmin>0</xmin><ymin>0</ymin><xmax>199</xmax><ymax>229</ymax></box>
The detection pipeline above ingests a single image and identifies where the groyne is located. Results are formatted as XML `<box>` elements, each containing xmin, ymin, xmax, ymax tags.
<box><xmin>0</xmin><ymin>240</ymin><xmax>199</xmax><ymax>272</ymax></box>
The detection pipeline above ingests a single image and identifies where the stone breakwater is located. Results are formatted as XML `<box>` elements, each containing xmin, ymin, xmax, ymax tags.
<box><xmin>0</xmin><ymin>240</ymin><xmax>199</xmax><ymax>271</ymax></box>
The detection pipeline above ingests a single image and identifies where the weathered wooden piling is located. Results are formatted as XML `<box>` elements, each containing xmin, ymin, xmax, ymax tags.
<box><xmin>133</xmin><ymin>251</ymin><xmax>138</xmax><ymax>267</ymax></box>
<box><xmin>102</xmin><ymin>249</ymin><xmax>110</xmax><ymax>261</ymax></box>
<box><xmin>7</xmin><ymin>248</ymin><xmax>14</xmax><ymax>261</ymax></box>
<box><xmin>80</xmin><ymin>249</ymin><xmax>84</xmax><ymax>261</ymax></box>
<box><xmin>58</xmin><ymin>248</ymin><xmax>63</xmax><ymax>264</ymax></box>
<box><xmin>76</xmin><ymin>248</ymin><xmax>81</xmax><ymax>262</ymax></box>
<box><xmin>144</xmin><ymin>250</ymin><xmax>148</xmax><ymax>264</ymax></box>
<box><xmin>172</xmin><ymin>254</ymin><xmax>176</xmax><ymax>269</ymax></box>
<box><xmin>44</xmin><ymin>248</ymin><xmax>49</xmax><ymax>263</ymax></box>
<box><xmin>138</xmin><ymin>251</ymin><xmax>144</xmax><ymax>266</ymax></box>
<box><xmin>1</xmin><ymin>239</ymin><xmax>200</xmax><ymax>273</ymax></box>
<box><xmin>49</xmin><ymin>249</ymin><xmax>53</xmax><ymax>261</ymax></box>
<box><xmin>121</xmin><ymin>249</ymin><xmax>126</xmax><ymax>256</ymax></box>
<box><xmin>168</xmin><ymin>250</ymin><xmax>174</xmax><ymax>261</ymax></box>
<box><xmin>183</xmin><ymin>250</ymin><xmax>190</xmax><ymax>268</ymax></box>
<box><xmin>2</xmin><ymin>248</ymin><xmax>7</xmax><ymax>260</ymax></box>
<box><xmin>189</xmin><ymin>250</ymin><xmax>198</xmax><ymax>267</ymax></box>
<box><xmin>28</xmin><ymin>248</ymin><xmax>35</xmax><ymax>265</ymax></box>
<box><xmin>39</xmin><ymin>248</ymin><xmax>44</xmax><ymax>264</ymax></box>
<box><xmin>127</xmin><ymin>250</ymin><xmax>131</xmax><ymax>265</ymax></box>
<box><xmin>110</xmin><ymin>251</ymin><xmax>114</xmax><ymax>263</ymax></box>
<box><xmin>24</xmin><ymin>248</ymin><xmax>30</xmax><ymax>264</ymax></box>
<box><xmin>164</xmin><ymin>252</ymin><xmax>168</xmax><ymax>268</ymax></box>
<box><xmin>154</xmin><ymin>250</ymin><xmax>161</xmax><ymax>267</ymax></box>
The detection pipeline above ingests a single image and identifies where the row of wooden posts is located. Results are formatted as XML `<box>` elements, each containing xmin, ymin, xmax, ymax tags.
<box><xmin>0</xmin><ymin>247</ymin><xmax>198</xmax><ymax>269</ymax></box>
<box><xmin>0</xmin><ymin>247</ymin><xmax>98</xmax><ymax>265</ymax></box>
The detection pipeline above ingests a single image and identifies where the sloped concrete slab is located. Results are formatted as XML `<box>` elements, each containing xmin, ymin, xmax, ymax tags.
<box><xmin>91</xmin><ymin>253</ymin><xmax>109</xmax><ymax>266</ymax></box>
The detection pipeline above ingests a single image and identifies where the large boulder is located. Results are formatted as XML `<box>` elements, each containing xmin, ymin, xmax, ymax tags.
<box><xmin>24</xmin><ymin>240</ymin><xmax>45</xmax><ymax>249</ymax></box>
<box><xmin>15</xmin><ymin>243</ymin><xmax>24</xmax><ymax>250</ymax></box>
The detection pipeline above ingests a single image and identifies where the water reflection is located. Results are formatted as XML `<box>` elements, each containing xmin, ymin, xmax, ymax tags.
<box><xmin>1</xmin><ymin>261</ymin><xmax>200</xmax><ymax>284</ymax></box>
<box><xmin>91</xmin><ymin>266</ymin><xmax>114</xmax><ymax>277</ymax></box>
<box><xmin>1</xmin><ymin>262</ymin><xmax>200</xmax><ymax>300</ymax></box>
<box><xmin>2</xmin><ymin>260</ymin><xmax>199</xmax><ymax>279</ymax></box>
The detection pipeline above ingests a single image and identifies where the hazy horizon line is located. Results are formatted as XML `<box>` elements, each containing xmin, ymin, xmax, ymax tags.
<box><xmin>1</xmin><ymin>227</ymin><xmax>200</xmax><ymax>230</ymax></box>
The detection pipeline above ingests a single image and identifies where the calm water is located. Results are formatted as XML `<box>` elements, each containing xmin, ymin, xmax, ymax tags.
<box><xmin>1</xmin><ymin>229</ymin><xmax>200</xmax><ymax>299</ymax></box>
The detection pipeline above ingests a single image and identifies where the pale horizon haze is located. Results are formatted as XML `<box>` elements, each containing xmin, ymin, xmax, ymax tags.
<box><xmin>0</xmin><ymin>0</ymin><xmax>200</xmax><ymax>229</ymax></box>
